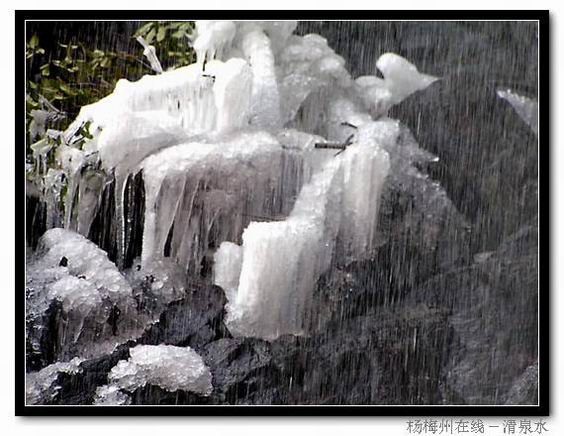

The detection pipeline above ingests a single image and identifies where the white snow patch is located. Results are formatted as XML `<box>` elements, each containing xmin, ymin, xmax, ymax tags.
<box><xmin>108</xmin><ymin>345</ymin><xmax>213</xmax><ymax>395</ymax></box>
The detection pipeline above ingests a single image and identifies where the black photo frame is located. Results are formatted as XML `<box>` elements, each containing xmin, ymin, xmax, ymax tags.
<box><xmin>16</xmin><ymin>9</ymin><xmax>550</xmax><ymax>416</ymax></box>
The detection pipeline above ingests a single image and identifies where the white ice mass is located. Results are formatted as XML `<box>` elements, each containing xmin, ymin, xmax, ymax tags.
<box><xmin>29</xmin><ymin>21</ymin><xmax>439</xmax><ymax>342</ymax></box>
<box><xmin>107</xmin><ymin>345</ymin><xmax>213</xmax><ymax>396</ymax></box>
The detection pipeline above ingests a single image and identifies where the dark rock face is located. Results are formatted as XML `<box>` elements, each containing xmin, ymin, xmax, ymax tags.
<box><xmin>504</xmin><ymin>362</ymin><xmax>539</xmax><ymax>405</ymax></box>
<box><xmin>54</xmin><ymin>341</ymin><xmax>134</xmax><ymax>405</ymax></box>
<box><xmin>434</xmin><ymin>223</ymin><xmax>538</xmax><ymax>405</ymax></box>
<box><xmin>26</xmin><ymin>191</ymin><xmax>47</xmax><ymax>250</ymax></box>
<box><xmin>26</xmin><ymin>299</ymin><xmax>64</xmax><ymax>372</ymax></box>
<box><xmin>44</xmin><ymin>282</ymin><xmax>229</xmax><ymax>405</ymax></box>
<box><xmin>137</xmin><ymin>282</ymin><xmax>229</xmax><ymax>349</ymax></box>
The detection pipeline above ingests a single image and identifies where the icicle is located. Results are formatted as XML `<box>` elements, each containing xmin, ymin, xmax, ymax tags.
<box><xmin>239</xmin><ymin>27</ymin><xmax>281</xmax><ymax>128</ymax></box>
<box><xmin>192</xmin><ymin>21</ymin><xmax>237</xmax><ymax>65</ymax></box>
<box><xmin>113</xmin><ymin>172</ymin><xmax>128</xmax><ymax>269</ymax></box>
<box><xmin>136</xmin><ymin>36</ymin><xmax>163</xmax><ymax>74</ymax></box>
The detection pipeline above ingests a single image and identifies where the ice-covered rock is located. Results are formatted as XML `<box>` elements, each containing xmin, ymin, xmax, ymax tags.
<box><xmin>125</xmin><ymin>258</ymin><xmax>186</xmax><ymax>316</ymax></box>
<box><xmin>497</xmin><ymin>88</ymin><xmax>538</xmax><ymax>135</ymax></box>
<box><xmin>93</xmin><ymin>384</ymin><xmax>131</xmax><ymax>405</ymax></box>
<box><xmin>33</xmin><ymin>228</ymin><xmax>133</xmax><ymax>306</ymax></box>
<box><xmin>107</xmin><ymin>345</ymin><xmax>213</xmax><ymax>395</ymax></box>
<box><xmin>355</xmin><ymin>53</ymin><xmax>438</xmax><ymax>117</ymax></box>
<box><xmin>25</xmin><ymin>229</ymin><xmax>141</xmax><ymax>363</ymax></box>
<box><xmin>193</xmin><ymin>21</ymin><xmax>237</xmax><ymax>65</ymax></box>
<box><xmin>213</xmin><ymin>242</ymin><xmax>243</xmax><ymax>303</ymax></box>
<box><xmin>30</xmin><ymin>20</ymin><xmax>440</xmax><ymax>346</ymax></box>
<box><xmin>26</xmin><ymin>357</ymin><xmax>83</xmax><ymax>404</ymax></box>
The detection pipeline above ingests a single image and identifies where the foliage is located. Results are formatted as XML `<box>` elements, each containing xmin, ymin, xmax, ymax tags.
<box><xmin>133</xmin><ymin>21</ymin><xmax>196</xmax><ymax>69</ymax></box>
<box><xmin>26</xmin><ymin>21</ymin><xmax>195</xmax><ymax>159</ymax></box>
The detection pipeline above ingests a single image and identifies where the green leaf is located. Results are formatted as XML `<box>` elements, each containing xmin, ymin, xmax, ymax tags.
<box><xmin>145</xmin><ymin>28</ymin><xmax>156</xmax><ymax>44</ymax></box>
<box><xmin>157</xmin><ymin>26</ymin><xmax>167</xmax><ymax>42</ymax></box>
<box><xmin>58</xmin><ymin>83</ymin><xmax>73</xmax><ymax>94</ymax></box>
<box><xmin>171</xmin><ymin>29</ymin><xmax>186</xmax><ymax>39</ymax></box>
<box><xmin>29</xmin><ymin>34</ymin><xmax>39</xmax><ymax>49</ymax></box>
<box><xmin>100</xmin><ymin>57</ymin><xmax>111</xmax><ymax>68</ymax></box>
<box><xmin>40</xmin><ymin>63</ymin><xmax>50</xmax><ymax>76</ymax></box>
<box><xmin>134</xmin><ymin>21</ymin><xmax>154</xmax><ymax>37</ymax></box>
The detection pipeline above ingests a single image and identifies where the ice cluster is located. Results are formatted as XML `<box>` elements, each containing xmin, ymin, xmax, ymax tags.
<box><xmin>26</xmin><ymin>227</ymin><xmax>194</xmax><ymax>368</ymax></box>
<box><xmin>25</xmin><ymin>229</ymin><xmax>142</xmax><ymax>361</ymax></box>
<box><xmin>93</xmin><ymin>384</ymin><xmax>132</xmax><ymax>406</ymax></box>
<box><xmin>29</xmin><ymin>21</ymin><xmax>439</xmax><ymax>342</ymax></box>
<box><xmin>26</xmin><ymin>357</ymin><xmax>83</xmax><ymax>404</ymax></box>
<box><xmin>105</xmin><ymin>345</ymin><xmax>212</xmax><ymax>397</ymax></box>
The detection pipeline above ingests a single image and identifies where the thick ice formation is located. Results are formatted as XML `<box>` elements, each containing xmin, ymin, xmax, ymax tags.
<box><xmin>213</xmin><ymin>241</ymin><xmax>243</xmax><ymax>303</ymax></box>
<box><xmin>107</xmin><ymin>345</ymin><xmax>213</xmax><ymax>395</ymax></box>
<box><xmin>221</xmin><ymin>119</ymin><xmax>395</xmax><ymax>339</ymax></box>
<box><xmin>355</xmin><ymin>53</ymin><xmax>438</xmax><ymax>117</ymax></box>
<box><xmin>29</xmin><ymin>20</ymin><xmax>439</xmax><ymax>343</ymax></box>
<box><xmin>497</xmin><ymin>89</ymin><xmax>538</xmax><ymax>135</ymax></box>
<box><xmin>139</xmin><ymin>131</ymin><xmax>303</xmax><ymax>271</ymax></box>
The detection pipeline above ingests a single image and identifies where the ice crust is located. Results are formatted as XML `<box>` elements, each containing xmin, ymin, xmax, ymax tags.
<box><xmin>107</xmin><ymin>345</ymin><xmax>213</xmax><ymax>395</ymax></box>
<box><xmin>93</xmin><ymin>384</ymin><xmax>132</xmax><ymax>405</ymax></box>
<box><xmin>26</xmin><ymin>357</ymin><xmax>83</xmax><ymax>404</ymax></box>
<box><xmin>30</xmin><ymin>20</ymin><xmax>440</xmax><ymax>343</ymax></box>
<box><xmin>497</xmin><ymin>89</ymin><xmax>538</xmax><ymax>135</ymax></box>
<box><xmin>25</xmin><ymin>229</ymin><xmax>143</xmax><ymax>361</ymax></box>
<box><xmin>29</xmin><ymin>228</ymin><xmax>133</xmax><ymax>308</ymax></box>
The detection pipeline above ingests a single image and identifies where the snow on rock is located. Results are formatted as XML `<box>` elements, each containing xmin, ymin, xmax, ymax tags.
<box><xmin>26</xmin><ymin>357</ymin><xmax>83</xmax><ymax>404</ymax></box>
<box><xmin>107</xmin><ymin>345</ymin><xmax>213</xmax><ymax>395</ymax></box>
<box><xmin>25</xmin><ymin>229</ymin><xmax>142</xmax><ymax>362</ymax></box>
<box><xmin>36</xmin><ymin>228</ymin><xmax>133</xmax><ymax>306</ymax></box>
<box><xmin>497</xmin><ymin>89</ymin><xmax>538</xmax><ymax>135</ymax></box>
<box><xmin>93</xmin><ymin>384</ymin><xmax>131</xmax><ymax>405</ymax></box>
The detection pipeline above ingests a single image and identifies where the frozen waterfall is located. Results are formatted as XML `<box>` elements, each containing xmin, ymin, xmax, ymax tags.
<box><xmin>28</xmin><ymin>20</ymin><xmax>439</xmax><ymax>342</ymax></box>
